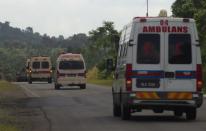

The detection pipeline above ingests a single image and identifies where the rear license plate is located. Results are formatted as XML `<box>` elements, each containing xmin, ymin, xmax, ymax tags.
<box><xmin>136</xmin><ymin>79</ymin><xmax>160</xmax><ymax>88</ymax></box>
<box><xmin>67</xmin><ymin>74</ymin><xmax>76</xmax><ymax>77</ymax></box>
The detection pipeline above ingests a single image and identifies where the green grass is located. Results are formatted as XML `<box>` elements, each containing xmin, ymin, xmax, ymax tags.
<box><xmin>0</xmin><ymin>80</ymin><xmax>20</xmax><ymax>131</ymax></box>
<box><xmin>86</xmin><ymin>67</ymin><xmax>113</xmax><ymax>87</ymax></box>
<box><xmin>0</xmin><ymin>125</ymin><xmax>19</xmax><ymax>131</ymax></box>
<box><xmin>87</xmin><ymin>79</ymin><xmax>113</xmax><ymax>86</ymax></box>
<box><xmin>0</xmin><ymin>80</ymin><xmax>18</xmax><ymax>92</ymax></box>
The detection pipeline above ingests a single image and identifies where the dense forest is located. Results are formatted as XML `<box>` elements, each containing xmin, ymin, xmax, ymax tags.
<box><xmin>0</xmin><ymin>21</ymin><xmax>89</xmax><ymax>80</ymax></box>
<box><xmin>0</xmin><ymin>21</ymin><xmax>118</xmax><ymax>81</ymax></box>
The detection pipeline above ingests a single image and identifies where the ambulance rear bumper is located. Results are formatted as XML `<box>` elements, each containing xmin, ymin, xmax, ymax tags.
<box><xmin>121</xmin><ymin>92</ymin><xmax>203</xmax><ymax>110</ymax></box>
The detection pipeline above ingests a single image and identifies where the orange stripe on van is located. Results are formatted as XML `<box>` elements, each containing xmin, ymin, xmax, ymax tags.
<box><xmin>136</xmin><ymin>92</ymin><xmax>160</xmax><ymax>100</ymax></box>
<box><xmin>167</xmin><ymin>92</ymin><xmax>192</xmax><ymax>100</ymax></box>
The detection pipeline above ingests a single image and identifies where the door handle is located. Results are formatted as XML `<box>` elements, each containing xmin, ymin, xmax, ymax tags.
<box><xmin>165</xmin><ymin>72</ymin><xmax>175</xmax><ymax>78</ymax></box>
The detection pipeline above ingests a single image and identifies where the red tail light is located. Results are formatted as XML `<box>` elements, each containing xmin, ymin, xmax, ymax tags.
<box><xmin>140</xmin><ymin>18</ymin><xmax>147</xmax><ymax>22</ymax></box>
<box><xmin>126</xmin><ymin>64</ymin><xmax>132</xmax><ymax>91</ymax></box>
<box><xmin>78</xmin><ymin>71</ymin><xmax>86</xmax><ymax>78</ymax></box>
<box><xmin>57</xmin><ymin>71</ymin><xmax>65</xmax><ymax>78</ymax></box>
<box><xmin>196</xmin><ymin>64</ymin><xmax>203</xmax><ymax>92</ymax></box>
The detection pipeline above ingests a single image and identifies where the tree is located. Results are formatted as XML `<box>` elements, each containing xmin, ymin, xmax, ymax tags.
<box><xmin>172</xmin><ymin>0</ymin><xmax>196</xmax><ymax>18</ymax></box>
<box><xmin>26</xmin><ymin>27</ymin><xmax>33</xmax><ymax>33</ymax></box>
<box><xmin>84</xmin><ymin>21</ymin><xmax>119</xmax><ymax>78</ymax></box>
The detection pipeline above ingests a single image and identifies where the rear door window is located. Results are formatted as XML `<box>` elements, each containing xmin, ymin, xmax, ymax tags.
<box><xmin>32</xmin><ymin>62</ymin><xmax>40</xmax><ymax>69</ymax></box>
<box><xmin>137</xmin><ymin>34</ymin><xmax>160</xmax><ymax>64</ymax></box>
<box><xmin>42</xmin><ymin>61</ymin><xmax>49</xmax><ymax>69</ymax></box>
<box><xmin>59</xmin><ymin>61</ymin><xmax>84</xmax><ymax>70</ymax></box>
<box><xmin>169</xmin><ymin>34</ymin><xmax>192</xmax><ymax>64</ymax></box>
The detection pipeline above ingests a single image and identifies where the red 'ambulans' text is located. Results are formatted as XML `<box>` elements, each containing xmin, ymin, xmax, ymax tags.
<box><xmin>143</xmin><ymin>26</ymin><xmax>188</xmax><ymax>33</ymax></box>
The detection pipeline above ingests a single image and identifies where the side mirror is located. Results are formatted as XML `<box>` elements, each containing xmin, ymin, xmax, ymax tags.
<box><xmin>128</xmin><ymin>39</ymin><xmax>134</xmax><ymax>46</ymax></box>
<box><xmin>106</xmin><ymin>59</ymin><xmax>114</xmax><ymax>71</ymax></box>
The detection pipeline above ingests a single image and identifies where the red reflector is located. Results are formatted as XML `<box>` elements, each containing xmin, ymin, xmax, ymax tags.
<box><xmin>140</xmin><ymin>18</ymin><xmax>146</xmax><ymax>22</ymax></box>
<box><xmin>78</xmin><ymin>72</ymin><xmax>86</xmax><ymax>78</ymax></box>
<box><xmin>196</xmin><ymin>64</ymin><xmax>203</xmax><ymax>91</ymax></box>
<box><xmin>126</xmin><ymin>64</ymin><xmax>132</xmax><ymax>77</ymax></box>
<box><xmin>126</xmin><ymin>64</ymin><xmax>132</xmax><ymax>92</ymax></box>
<box><xmin>183</xmin><ymin>18</ymin><xmax>190</xmax><ymax>22</ymax></box>
<box><xmin>126</xmin><ymin>78</ymin><xmax>132</xmax><ymax>91</ymax></box>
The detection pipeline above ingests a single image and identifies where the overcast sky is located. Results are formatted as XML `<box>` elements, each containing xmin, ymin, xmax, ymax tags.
<box><xmin>0</xmin><ymin>0</ymin><xmax>176</xmax><ymax>37</ymax></box>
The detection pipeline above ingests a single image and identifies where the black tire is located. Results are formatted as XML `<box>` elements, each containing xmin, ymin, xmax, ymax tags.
<box><xmin>186</xmin><ymin>108</ymin><xmax>197</xmax><ymax>120</ymax></box>
<box><xmin>174</xmin><ymin>110</ymin><xmax>183</xmax><ymax>117</ymax></box>
<box><xmin>55</xmin><ymin>84</ymin><xmax>60</xmax><ymax>90</ymax></box>
<box><xmin>48</xmin><ymin>77</ymin><xmax>52</xmax><ymax>83</ymax></box>
<box><xmin>80</xmin><ymin>84</ymin><xmax>86</xmax><ymax>89</ymax></box>
<box><xmin>121</xmin><ymin>103</ymin><xmax>131</xmax><ymax>120</ymax></box>
<box><xmin>113</xmin><ymin>103</ymin><xmax>121</xmax><ymax>117</ymax></box>
<box><xmin>113</xmin><ymin>93</ymin><xmax>121</xmax><ymax>117</ymax></box>
<box><xmin>28</xmin><ymin>78</ymin><xmax>32</xmax><ymax>84</ymax></box>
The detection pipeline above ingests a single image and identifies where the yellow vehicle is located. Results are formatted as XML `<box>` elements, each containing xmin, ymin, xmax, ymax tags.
<box><xmin>27</xmin><ymin>56</ymin><xmax>53</xmax><ymax>84</ymax></box>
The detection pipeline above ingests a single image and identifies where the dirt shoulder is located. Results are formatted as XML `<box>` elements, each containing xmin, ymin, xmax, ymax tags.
<box><xmin>0</xmin><ymin>81</ymin><xmax>49</xmax><ymax>131</ymax></box>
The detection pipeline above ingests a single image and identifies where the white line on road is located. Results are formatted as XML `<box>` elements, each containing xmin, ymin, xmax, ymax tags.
<box><xmin>21</xmin><ymin>85</ymin><xmax>40</xmax><ymax>98</ymax></box>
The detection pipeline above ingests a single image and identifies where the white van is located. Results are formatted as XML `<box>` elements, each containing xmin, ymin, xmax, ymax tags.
<box><xmin>110</xmin><ymin>17</ymin><xmax>203</xmax><ymax>120</ymax></box>
<box><xmin>54</xmin><ymin>53</ymin><xmax>86</xmax><ymax>90</ymax></box>
<box><xmin>27</xmin><ymin>56</ymin><xmax>53</xmax><ymax>84</ymax></box>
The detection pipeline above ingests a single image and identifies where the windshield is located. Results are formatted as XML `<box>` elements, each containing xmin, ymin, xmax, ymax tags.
<box><xmin>42</xmin><ymin>61</ymin><xmax>49</xmax><ymax>69</ymax></box>
<box><xmin>169</xmin><ymin>34</ymin><xmax>192</xmax><ymax>64</ymax></box>
<box><xmin>59</xmin><ymin>60</ymin><xmax>84</xmax><ymax>70</ymax></box>
<box><xmin>32</xmin><ymin>62</ymin><xmax>40</xmax><ymax>69</ymax></box>
<box><xmin>137</xmin><ymin>34</ymin><xmax>160</xmax><ymax>64</ymax></box>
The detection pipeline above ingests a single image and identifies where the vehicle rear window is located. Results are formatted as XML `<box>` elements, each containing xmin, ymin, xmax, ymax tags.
<box><xmin>32</xmin><ymin>62</ymin><xmax>40</xmax><ymax>69</ymax></box>
<box><xmin>59</xmin><ymin>61</ymin><xmax>84</xmax><ymax>70</ymax></box>
<box><xmin>42</xmin><ymin>61</ymin><xmax>49</xmax><ymax>69</ymax></box>
<box><xmin>169</xmin><ymin>34</ymin><xmax>192</xmax><ymax>64</ymax></box>
<box><xmin>137</xmin><ymin>34</ymin><xmax>160</xmax><ymax>64</ymax></box>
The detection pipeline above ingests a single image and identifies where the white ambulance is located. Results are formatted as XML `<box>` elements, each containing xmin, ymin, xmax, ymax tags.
<box><xmin>110</xmin><ymin>17</ymin><xmax>203</xmax><ymax>120</ymax></box>
<box><xmin>27</xmin><ymin>56</ymin><xmax>53</xmax><ymax>84</ymax></box>
<box><xmin>54</xmin><ymin>53</ymin><xmax>86</xmax><ymax>90</ymax></box>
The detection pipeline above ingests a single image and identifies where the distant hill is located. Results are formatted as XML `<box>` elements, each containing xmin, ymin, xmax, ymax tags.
<box><xmin>0</xmin><ymin>21</ymin><xmax>89</xmax><ymax>80</ymax></box>
<box><xmin>0</xmin><ymin>21</ymin><xmax>89</xmax><ymax>49</ymax></box>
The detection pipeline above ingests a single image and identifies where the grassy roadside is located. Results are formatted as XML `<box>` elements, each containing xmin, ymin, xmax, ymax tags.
<box><xmin>86</xmin><ymin>67</ymin><xmax>113</xmax><ymax>87</ymax></box>
<box><xmin>0</xmin><ymin>80</ymin><xmax>21</xmax><ymax>131</ymax></box>
<box><xmin>87</xmin><ymin>79</ymin><xmax>113</xmax><ymax>87</ymax></box>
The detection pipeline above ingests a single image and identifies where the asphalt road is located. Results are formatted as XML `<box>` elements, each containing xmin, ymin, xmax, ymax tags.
<box><xmin>15</xmin><ymin>82</ymin><xmax>206</xmax><ymax>131</ymax></box>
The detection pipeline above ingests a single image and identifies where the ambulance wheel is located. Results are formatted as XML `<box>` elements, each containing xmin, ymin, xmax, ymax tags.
<box><xmin>48</xmin><ymin>78</ymin><xmax>52</xmax><ymax>83</ymax></box>
<box><xmin>28</xmin><ymin>78</ymin><xmax>32</xmax><ymax>84</ymax></box>
<box><xmin>174</xmin><ymin>110</ymin><xmax>183</xmax><ymax>117</ymax></box>
<box><xmin>80</xmin><ymin>84</ymin><xmax>86</xmax><ymax>89</ymax></box>
<box><xmin>55</xmin><ymin>84</ymin><xmax>60</xmax><ymax>90</ymax></box>
<box><xmin>186</xmin><ymin>108</ymin><xmax>196</xmax><ymax>120</ymax></box>
<box><xmin>113</xmin><ymin>103</ymin><xmax>121</xmax><ymax>117</ymax></box>
<box><xmin>121</xmin><ymin>103</ymin><xmax>131</xmax><ymax>120</ymax></box>
<box><xmin>113</xmin><ymin>93</ymin><xmax>121</xmax><ymax>117</ymax></box>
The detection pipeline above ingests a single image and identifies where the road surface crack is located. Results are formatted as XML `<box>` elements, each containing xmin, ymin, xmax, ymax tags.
<box><xmin>40</xmin><ymin>107</ymin><xmax>52</xmax><ymax>131</ymax></box>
